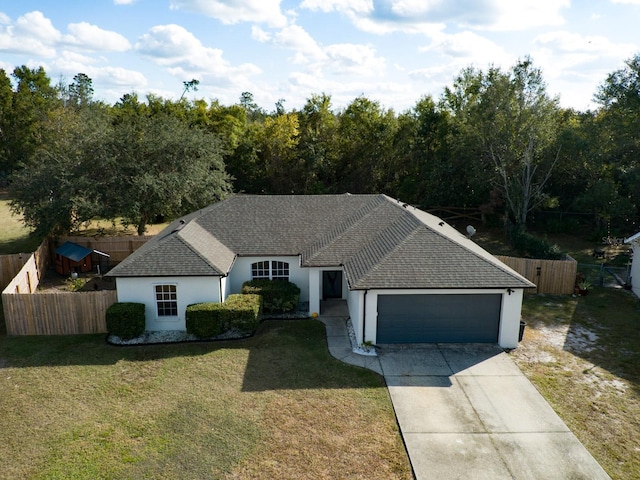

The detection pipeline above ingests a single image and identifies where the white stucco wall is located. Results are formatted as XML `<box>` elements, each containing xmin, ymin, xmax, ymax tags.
<box><xmin>346</xmin><ymin>289</ymin><xmax>365</xmax><ymax>343</ymax></box>
<box><xmin>498</xmin><ymin>288</ymin><xmax>524</xmax><ymax>349</ymax></box>
<box><xmin>629</xmin><ymin>241</ymin><xmax>640</xmax><ymax>299</ymax></box>
<box><xmin>354</xmin><ymin>288</ymin><xmax>524</xmax><ymax>349</ymax></box>
<box><xmin>307</xmin><ymin>267</ymin><xmax>349</xmax><ymax>316</ymax></box>
<box><xmin>115</xmin><ymin>276</ymin><xmax>222</xmax><ymax>331</ymax></box>
<box><xmin>226</xmin><ymin>256</ymin><xmax>309</xmax><ymax>302</ymax></box>
<box><xmin>308</xmin><ymin>268</ymin><xmax>322</xmax><ymax>315</ymax></box>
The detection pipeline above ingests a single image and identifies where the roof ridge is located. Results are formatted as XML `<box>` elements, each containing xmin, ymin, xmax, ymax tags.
<box><xmin>177</xmin><ymin>222</ymin><xmax>228</xmax><ymax>275</ymax></box>
<box><xmin>302</xmin><ymin>194</ymin><xmax>387</xmax><ymax>263</ymax></box>
<box><xmin>406</xmin><ymin>207</ymin><xmax>534</xmax><ymax>286</ymax></box>
<box><xmin>344</xmin><ymin>210</ymin><xmax>421</xmax><ymax>286</ymax></box>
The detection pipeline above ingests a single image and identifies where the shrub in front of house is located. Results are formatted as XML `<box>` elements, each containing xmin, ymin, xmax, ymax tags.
<box><xmin>224</xmin><ymin>294</ymin><xmax>262</xmax><ymax>332</ymax></box>
<box><xmin>186</xmin><ymin>294</ymin><xmax>261</xmax><ymax>338</ymax></box>
<box><xmin>105</xmin><ymin>302</ymin><xmax>145</xmax><ymax>340</ymax></box>
<box><xmin>186</xmin><ymin>302</ymin><xmax>224</xmax><ymax>338</ymax></box>
<box><xmin>241</xmin><ymin>279</ymin><xmax>300</xmax><ymax>314</ymax></box>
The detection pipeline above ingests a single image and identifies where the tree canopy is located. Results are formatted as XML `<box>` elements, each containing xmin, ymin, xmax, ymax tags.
<box><xmin>4</xmin><ymin>56</ymin><xmax>640</xmax><ymax>239</ymax></box>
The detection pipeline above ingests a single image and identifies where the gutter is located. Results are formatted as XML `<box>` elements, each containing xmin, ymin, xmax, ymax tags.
<box><xmin>362</xmin><ymin>289</ymin><xmax>368</xmax><ymax>344</ymax></box>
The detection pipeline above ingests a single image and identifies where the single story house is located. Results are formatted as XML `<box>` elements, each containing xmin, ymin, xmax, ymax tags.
<box><xmin>106</xmin><ymin>194</ymin><xmax>534</xmax><ymax>348</ymax></box>
<box><xmin>624</xmin><ymin>232</ymin><xmax>639</xmax><ymax>298</ymax></box>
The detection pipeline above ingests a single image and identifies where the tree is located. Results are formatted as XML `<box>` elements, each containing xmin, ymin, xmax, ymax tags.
<box><xmin>258</xmin><ymin>113</ymin><xmax>301</xmax><ymax>194</ymax></box>
<box><xmin>239</xmin><ymin>91</ymin><xmax>264</xmax><ymax>122</ymax></box>
<box><xmin>180</xmin><ymin>78</ymin><xmax>199</xmax><ymax>100</ymax></box>
<box><xmin>6</xmin><ymin>66</ymin><xmax>60</xmax><ymax>172</ymax></box>
<box><xmin>97</xmin><ymin>110</ymin><xmax>232</xmax><ymax>235</ymax></box>
<box><xmin>335</xmin><ymin>97</ymin><xmax>397</xmax><ymax>193</ymax></box>
<box><xmin>67</xmin><ymin>73</ymin><xmax>94</xmax><ymax>109</ymax></box>
<box><xmin>593</xmin><ymin>53</ymin><xmax>640</xmax><ymax>229</ymax></box>
<box><xmin>443</xmin><ymin>58</ymin><xmax>561</xmax><ymax>231</ymax></box>
<box><xmin>392</xmin><ymin>96</ymin><xmax>454</xmax><ymax>207</ymax></box>
<box><xmin>296</xmin><ymin>93</ymin><xmax>339</xmax><ymax>193</ymax></box>
<box><xmin>9</xmin><ymin>105</ymin><xmax>109</xmax><ymax>235</ymax></box>
<box><xmin>0</xmin><ymin>69</ymin><xmax>13</xmax><ymax>180</ymax></box>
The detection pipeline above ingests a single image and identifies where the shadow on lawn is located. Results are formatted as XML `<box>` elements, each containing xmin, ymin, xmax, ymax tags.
<box><xmin>564</xmin><ymin>287</ymin><xmax>640</xmax><ymax>396</ymax></box>
<box><xmin>0</xmin><ymin>319</ymin><xmax>382</xmax><ymax>390</ymax></box>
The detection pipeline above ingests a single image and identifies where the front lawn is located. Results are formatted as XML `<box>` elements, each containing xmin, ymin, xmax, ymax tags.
<box><xmin>0</xmin><ymin>320</ymin><xmax>411</xmax><ymax>479</ymax></box>
<box><xmin>512</xmin><ymin>289</ymin><xmax>640</xmax><ymax>480</ymax></box>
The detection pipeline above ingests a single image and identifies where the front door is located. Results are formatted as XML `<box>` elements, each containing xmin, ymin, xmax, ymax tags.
<box><xmin>322</xmin><ymin>271</ymin><xmax>343</xmax><ymax>299</ymax></box>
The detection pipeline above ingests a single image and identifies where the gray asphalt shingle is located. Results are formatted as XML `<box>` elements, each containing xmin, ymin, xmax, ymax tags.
<box><xmin>107</xmin><ymin>194</ymin><xmax>534</xmax><ymax>289</ymax></box>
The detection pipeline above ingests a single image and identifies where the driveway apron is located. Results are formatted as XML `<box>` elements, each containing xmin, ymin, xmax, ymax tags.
<box><xmin>378</xmin><ymin>344</ymin><xmax>611</xmax><ymax>480</ymax></box>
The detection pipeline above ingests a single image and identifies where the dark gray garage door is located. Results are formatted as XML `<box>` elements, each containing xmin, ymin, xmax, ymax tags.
<box><xmin>377</xmin><ymin>294</ymin><xmax>501</xmax><ymax>343</ymax></box>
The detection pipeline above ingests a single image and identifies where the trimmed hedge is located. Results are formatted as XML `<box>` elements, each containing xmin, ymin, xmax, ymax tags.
<box><xmin>186</xmin><ymin>294</ymin><xmax>262</xmax><ymax>338</ymax></box>
<box><xmin>241</xmin><ymin>279</ymin><xmax>300</xmax><ymax>314</ymax></box>
<box><xmin>106</xmin><ymin>302</ymin><xmax>145</xmax><ymax>339</ymax></box>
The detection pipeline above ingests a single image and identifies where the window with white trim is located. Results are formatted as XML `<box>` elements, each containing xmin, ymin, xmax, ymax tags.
<box><xmin>251</xmin><ymin>261</ymin><xmax>290</xmax><ymax>281</ymax></box>
<box><xmin>155</xmin><ymin>284</ymin><xmax>178</xmax><ymax>317</ymax></box>
<box><xmin>251</xmin><ymin>261</ymin><xmax>270</xmax><ymax>280</ymax></box>
<box><xmin>271</xmin><ymin>261</ymin><xmax>289</xmax><ymax>280</ymax></box>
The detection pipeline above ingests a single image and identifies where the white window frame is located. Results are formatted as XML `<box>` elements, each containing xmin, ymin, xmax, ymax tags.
<box><xmin>251</xmin><ymin>260</ymin><xmax>289</xmax><ymax>281</ymax></box>
<box><xmin>155</xmin><ymin>284</ymin><xmax>178</xmax><ymax>317</ymax></box>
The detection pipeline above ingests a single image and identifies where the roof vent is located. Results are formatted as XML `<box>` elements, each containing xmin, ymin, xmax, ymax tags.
<box><xmin>171</xmin><ymin>219</ymin><xmax>186</xmax><ymax>233</ymax></box>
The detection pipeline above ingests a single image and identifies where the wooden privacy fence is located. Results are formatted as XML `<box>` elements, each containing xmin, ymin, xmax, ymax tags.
<box><xmin>53</xmin><ymin>235</ymin><xmax>153</xmax><ymax>265</ymax></box>
<box><xmin>0</xmin><ymin>253</ymin><xmax>29</xmax><ymax>292</ymax></box>
<box><xmin>2</xmin><ymin>291</ymin><xmax>117</xmax><ymax>335</ymax></box>
<box><xmin>496</xmin><ymin>255</ymin><xmax>578</xmax><ymax>294</ymax></box>
<box><xmin>2</xmin><ymin>237</ymin><xmax>116</xmax><ymax>335</ymax></box>
<box><xmin>0</xmin><ymin>239</ymin><xmax>50</xmax><ymax>293</ymax></box>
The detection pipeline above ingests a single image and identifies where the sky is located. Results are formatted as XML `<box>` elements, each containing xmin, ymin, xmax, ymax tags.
<box><xmin>1</xmin><ymin>0</ymin><xmax>639</xmax><ymax>113</ymax></box>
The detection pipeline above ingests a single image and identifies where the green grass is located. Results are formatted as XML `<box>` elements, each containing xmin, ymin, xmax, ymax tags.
<box><xmin>0</xmin><ymin>320</ymin><xmax>411</xmax><ymax>480</ymax></box>
<box><xmin>0</xmin><ymin>191</ymin><xmax>168</xmax><ymax>254</ymax></box>
<box><xmin>513</xmin><ymin>289</ymin><xmax>640</xmax><ymax>480</ymax></box>
<box><xmin>0</xmin><ymin>192</ymin><xmax>42</xmax><ymax>254</ymax></box>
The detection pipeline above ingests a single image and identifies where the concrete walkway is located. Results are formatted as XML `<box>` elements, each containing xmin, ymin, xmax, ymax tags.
<box><xmin>318</xmin><ymin>305</ymin><xmax>611</xmax><ymax>480</ymax></box>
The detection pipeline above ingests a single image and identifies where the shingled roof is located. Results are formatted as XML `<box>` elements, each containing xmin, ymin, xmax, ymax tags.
<box><xmin>106</xmin><ymin>194</ymin><xmax>534</xmax><ymax>289</ymax></box>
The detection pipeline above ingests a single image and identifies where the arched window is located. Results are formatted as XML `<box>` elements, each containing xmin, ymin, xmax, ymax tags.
<box><xmin>251</xmin><ymin>261</ymin><xmax>289</xmax><ymax>281</ymax></box>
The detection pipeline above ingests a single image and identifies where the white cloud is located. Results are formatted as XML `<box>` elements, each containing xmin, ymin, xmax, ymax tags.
<box><xmin>472</xmin><ymin>0</ymin><xmax>569</xmax><ymax>31</ymax></box>
<box><xmin>97</xmin><ymin>66</ymin><xmax>147</xmax><ymax>86</ymax></box>
<box><xmin>532</xmin><ymin>30</ymin><xmax>636</xmax><ymax>74</ymax></box>
<box><xmin>15</xmin><ymin>10</ymin><xmax>62</xmax><ymax>42</ymax></box>
<box><xmin>47</xmin><ymin>50</ymin><xmax>146</xmax><ymax>88</ymax></box>
<box><xmin>324</xmin><ymin>43</ymin><xmax>385</xmax><ymax>76</ymax></box>
<box><xmin>274</xmin><ymin>25</ymin><xmax>325</xmax><ymax>63</ymax></box>
<box><xmin>169</xmin><ymin>0</ymin><xmax>287</xmax><ymax>28</ymax></box>
<box><xmin>257</xmin><ymin>23</ymin><xmax>385</xmax><ymax>77</ymax></box>
<box><xmin>251</xmin><ymin>26</ymin><xmax>271</xmax><ymax>42</ymax></box>
<box><xmin>136</xmin><ymin>24</ymin><xmax>261</xmax><ymax>83</ymax></box>
<box><xmin>531</xmin><ymin>31</ymin><xmax>638</xmax><ymax>110</ymax></box>
<box><xmin>300</xmin><ymin>0</ymin><xmax>372</xmax><ymax>14</ymax></box>
<box><xmin>66</xmin><ymin>22</ymin><xmax>131</xmax><ymax>52</ymax></box>
<box><xmin>0</xmin><ymin>11</ymin><xmax>131</xmax><ymax>59</ymax></box>
<box><xmin>0</xmin><ymin>11</ymin><xmax>58</xmax><ymax>57</ymax></box>
<box><xmin>301</xmin><ymin>0</ymin><xmax>568</xmax><ymax>34</ymax></box>
<box><xmin>421</xmin><ymin>31</ymin><xmax>509</xmax><ymax>64</ymax></box>
<box><xmin>114</xmin><ymin>0</ymin><xmax>136</xmax><ymax>4</ymax></box>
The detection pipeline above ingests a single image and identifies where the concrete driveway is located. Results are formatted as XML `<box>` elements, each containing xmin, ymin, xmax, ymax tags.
<box><xmin>378</xmin><ymin>343</ymin><xmax>611</xmax><ymax>480</ymax></box>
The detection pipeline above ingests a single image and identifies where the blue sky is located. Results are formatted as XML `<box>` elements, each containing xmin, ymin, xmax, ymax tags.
<box><xmin>1</xmin><ymin>0</ymin><xmax>638</xmax><ymax>112</ymax></box>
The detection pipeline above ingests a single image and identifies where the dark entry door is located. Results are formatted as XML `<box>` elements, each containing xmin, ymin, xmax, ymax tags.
<box><xmin>323</xmin><ymin>271</ymin><xmax>343</xmax><ymax>299</ymax></box>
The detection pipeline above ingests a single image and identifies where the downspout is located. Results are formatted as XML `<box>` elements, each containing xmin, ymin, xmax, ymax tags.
<box><xmin>362</xmin><ymin>289</ymin><xmax>368</xmax><ymax>344</ymax></box>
